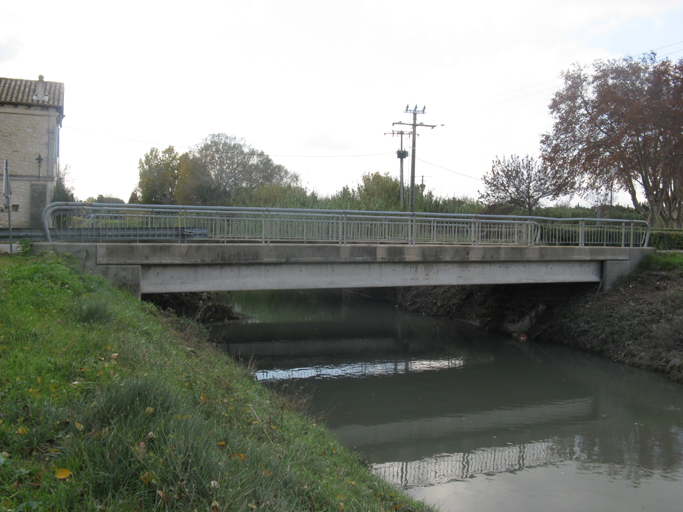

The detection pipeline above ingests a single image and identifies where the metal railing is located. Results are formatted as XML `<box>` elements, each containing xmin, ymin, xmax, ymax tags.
<box><xmin>41</xmin><ymin>202</ymin><xmax>651</xmax><ymax>247</ymax></box>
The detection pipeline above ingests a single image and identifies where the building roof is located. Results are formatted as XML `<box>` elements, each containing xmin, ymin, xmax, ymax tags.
<box><xmin>0</xmin><ymin>75</ymin><xmax>64</xmax><ymax>116</ymax></box>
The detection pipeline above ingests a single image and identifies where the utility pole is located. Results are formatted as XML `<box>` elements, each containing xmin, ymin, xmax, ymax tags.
<box><xmin>393</xmin><ymin>105</ymin><xmax>438</xmax><ymax>213</ymax></box>
<box><xmin>384</xmin><ymin>130</ymin><xmax>411</xmax><ymax>209</ymax></box>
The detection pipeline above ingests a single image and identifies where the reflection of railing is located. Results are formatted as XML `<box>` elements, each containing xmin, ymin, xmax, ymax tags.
<box><xmin>42</xmin><ymin>202</ymin><xmax>650</xmax><ymax>247</ymax></box>
<box><xmin>374</xmin><ymin>440</ymin><xmax>571</xmax><ymax>488</ymax></box>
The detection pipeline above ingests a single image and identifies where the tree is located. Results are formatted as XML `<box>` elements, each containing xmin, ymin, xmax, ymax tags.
<box><xmin>128</xmin><ymin>191</ymin><xmax>140</xmax><ymax>204</ymax></box>
<box><xmin>175</xmin><ymin>134</ymin><xmax>299</xmax><ymax>206</ymax></box>
<box><xmin>52</xmin><ymin>165</ymin><xmax>76</xmax><ymax>202</ymax></box>
<box><xmin>137</xmin><ymin>146</ymin><xmax>180</xmax><ymax>204</ymax></box>
<box><xmin>175</xmin><ymin>152</ymin><xmax>213</xmax><ymax>205</ymax></box>
<box><xmin>541</xmin><ymin>54</ymin><xmax>683</xmax><ymax>227</ymax></box>
<box><xmin>479</xmin><ymin>155</ymin><xmax>572</xmax><ymax>215</ymax></box>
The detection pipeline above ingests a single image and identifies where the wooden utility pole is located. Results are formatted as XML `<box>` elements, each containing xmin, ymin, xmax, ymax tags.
<box><xmin>393</xmin><ymin>105</ymin><xmax>437</xmax><ymax>212</ymax></box>
<box><xmin>384</xmin><ymin>130</ymin><xmax>411</xmax><ymax>209</ymax></box>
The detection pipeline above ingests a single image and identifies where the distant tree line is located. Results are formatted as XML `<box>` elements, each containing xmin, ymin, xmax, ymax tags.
<box><xmin>129</xmin><ymin>54</ymin><xmax>683</xmax><ymax>229</ymax></box>
<box><xmin>131</xmin><ymin>133</ymin><xmax>484</xmax><ymax>215</ymax></box>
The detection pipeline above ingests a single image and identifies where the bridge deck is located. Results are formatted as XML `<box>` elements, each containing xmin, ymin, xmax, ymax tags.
<box><xmin>37</xmin><ymin>242</ymin><xmax>653</xmax><ymax>297</ymax></box>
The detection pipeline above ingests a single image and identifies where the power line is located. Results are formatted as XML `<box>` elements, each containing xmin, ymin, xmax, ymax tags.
<box><xmin>416</xmin><ymin>158</ymin><xmax>481</xmax><ymax>181</ymax></box>
<box><xmin>649</xmin><ymin>39</ymin><xmax>683</xmax><ymax>53</ymax></box>
<box><xmin>483</xmin><ymin>39</ymin><xmax>683</xmax><ymax>109</ymax></box>
<box><xmin>63</xmin><ymin>126</ymin><xmax>392</xmax><ymax>159</ymax></box>
<box><xmin>486</xmin><ymin>85</ymin><xmax>561</xmax><ymax>108</ymax></box>
<box><xmin>488</xmin><ymin>79</ymin><xmax>562</xmax><ymax>99</ymax></box>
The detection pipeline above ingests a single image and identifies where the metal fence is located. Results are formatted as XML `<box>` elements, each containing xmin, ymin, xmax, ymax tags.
<box><xmin>41</xmin><ymin>202</ymin><xmax>651</xmax><ymax>247</ymax></box>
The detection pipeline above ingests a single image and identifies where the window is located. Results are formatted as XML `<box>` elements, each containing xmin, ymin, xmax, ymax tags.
<box><xmin>11</xmin><ymin>204</ymin><xmax>19</xmax><ymax>212</ymax></box>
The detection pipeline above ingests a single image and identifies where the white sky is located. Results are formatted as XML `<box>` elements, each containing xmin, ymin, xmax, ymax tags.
<box><xmin>2</xmin><ymin>0</ymin><xmax>682</xmax><ymax>204</ymax></box>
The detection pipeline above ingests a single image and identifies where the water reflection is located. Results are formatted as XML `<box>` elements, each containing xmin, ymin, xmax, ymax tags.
<box><xmin>214</xmin><ymin>290</ymin><xmax>683</xmax><ymax>511</ymax></box>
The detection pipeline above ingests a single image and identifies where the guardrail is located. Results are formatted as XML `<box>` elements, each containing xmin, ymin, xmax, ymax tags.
<box><xmin>41</xmin><ymin>202</ymin><xmax>650</xmax><ymax>247</ymax></box>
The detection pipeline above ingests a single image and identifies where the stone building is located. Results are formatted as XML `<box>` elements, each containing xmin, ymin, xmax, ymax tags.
<box><xmin>0</xmin><ymin>75</ymin><xmax>65</xmax><ymax>228</ymax></box>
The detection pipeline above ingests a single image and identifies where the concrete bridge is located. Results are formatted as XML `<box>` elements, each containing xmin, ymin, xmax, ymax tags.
<box><xmin>36</xmin><ymin>203</ymin><xmax>652</xmax><ymax>297</ymax></box>
<box><xmin>39</xmin><ymin>242</ymin><xmax>651</xmax><ymax>298</ymax></box>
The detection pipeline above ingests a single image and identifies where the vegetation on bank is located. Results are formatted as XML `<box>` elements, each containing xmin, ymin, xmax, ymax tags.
<box><xmin>0</xmin><ymin>254</ymin><xmax>431</xmax><ymax>512</ymax></box>
<box><xmin>638</xmin><ymin>250</ymin><xmax>683</xmax><ymax>272</ymax></box>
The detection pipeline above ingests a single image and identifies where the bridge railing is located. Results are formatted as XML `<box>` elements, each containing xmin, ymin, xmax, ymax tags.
<box><xmin>41</xmin><ymin>202</ymin><xmax>650</xmax><ymax>247</ymax></box>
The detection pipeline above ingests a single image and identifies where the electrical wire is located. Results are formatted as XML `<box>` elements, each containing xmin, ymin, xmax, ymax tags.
<box><xmin>415</xmin><ymin>158</ymin><xmax>481</xmax><ymax>181</ymax></box>
<box><xmin>62</xmin><ymin>126</ymin><xmax>392</xmax><ymax>159</ymax></box>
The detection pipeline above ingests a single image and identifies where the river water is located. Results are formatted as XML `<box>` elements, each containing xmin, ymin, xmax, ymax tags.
<box><xmin>211</xmin><ymin>290</ymin><xmax>683</xmax><ymax>512</ymax></box>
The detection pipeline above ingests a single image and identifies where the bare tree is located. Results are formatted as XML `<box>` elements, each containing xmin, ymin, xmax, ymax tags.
<box><xmin>479</xmin><ymin>155</ymin><xmax>573</xmax><ymax>215</ymax></box>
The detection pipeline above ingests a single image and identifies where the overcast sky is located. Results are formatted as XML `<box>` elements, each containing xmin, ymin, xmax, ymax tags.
<box><xmin>2</xmin><ymin>0</ymin><xmax>682</xmax><ymax>204</ymax></box>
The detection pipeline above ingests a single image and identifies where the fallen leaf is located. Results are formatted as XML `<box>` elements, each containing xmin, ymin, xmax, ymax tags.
<box><xmin>157</xmin><ymin>490</ymin><xmax>169</xmax><ymax>506</ymax></box>
<box><xmin>16</xmin><ymin>427</ymin><xmax>28</xmax><ymax>435</ymax></box>
<box><xmin>145</xmin><ymin>407</ymin><xmax>154</xmax><ymax>415</ymax></box>
<box><xmin>75</xmin><ymin>422</ymin><xmax>84</xmax><ymax>431</ymax></box>
<box><xmin>218</xmin><ymin>441</ymin><xmax>226</xmax><ymax>446</ymax></box>
<box><xmin>210</xmin><ymin>500</ymin><xmax>221</xmax><ymax>512</ymax></box>
<box><xmin>55</xmin><ymin>468</ymin><xmax>72</xmax><ymax>480</ymax></box>
<box><xmin>140</xmin><ymin>471</ymin><xmax>155</xmax><ymax>484</ymax></box>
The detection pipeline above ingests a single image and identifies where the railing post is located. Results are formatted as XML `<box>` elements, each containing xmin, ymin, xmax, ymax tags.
<box><xmin>267</xmin><ymin>210</ymin><xmax>271</xmax><ymax>244</ymax></box>
<box><xmin>630</xmin><ymin>222</ymin><xmax>634</xmax><ymax>248</ymax></box>
<box><xmin>528</xmin><ymin>220</ymin><xmax>534</xmax><ymax>247</ymax></box>
<box><xmin>579</xmin><ymin>219</ymin><xmax>585</xmax><ymax>247</ymax></box>
<box><xmin>343</xmin><ymin>213</ymin><xmax>347</xmax><ymax>245</ymax></box>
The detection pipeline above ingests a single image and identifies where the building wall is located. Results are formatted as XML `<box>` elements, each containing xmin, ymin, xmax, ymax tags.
<box><xmin>0</xmin><ymin>104</ymin><xmax>59</xmax><ymax>229</ymax></box>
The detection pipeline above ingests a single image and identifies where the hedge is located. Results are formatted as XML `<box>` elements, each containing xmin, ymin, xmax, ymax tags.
<box><xmin>649</xmin><ymin>229</ymin><xmax>683</xmax><ymax>250</ymax></box>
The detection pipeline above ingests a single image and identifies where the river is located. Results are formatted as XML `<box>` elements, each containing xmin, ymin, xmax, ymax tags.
<box><xmin>210</xmin><ymin>289</ymin><xmax>683</xmax><ymax>512</ymax></box>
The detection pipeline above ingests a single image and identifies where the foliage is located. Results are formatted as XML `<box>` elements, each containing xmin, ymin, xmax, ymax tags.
<box><xmin>326</xmin><ymin>172</ymin><xmax>402</xmax><ymax>211</ymax></box>
<box><xmin>85</xmin><ymin>195</ymin><xmax>125</xmax><ymax>204</ymax></box>
<box><xmin>542</xmin><ymin>54</ymin><xmax>683</xmax><ymax>228</ymax></box>
<box><xmin>638</xmin><ymin>251</ymin><xmax>683</xmax><ymax>271</ymax></box>
<box><xmin>175</xmin><ymin>134</ymin><xmax>299</xmax><ymax>206</ymax></box>
<box><xmin>0</xmin><ymin>256</ymin><xmax>432</xmax><ymax>512</ymax></box>
<box><xmin>479</xmin><ymin>155</ymin><xmax>574</xmax><ymax>216</ymax></box>
<box><xmin>229</xmin><ymin>183</ymin><xmax>320</xmax><ymax>209</ymax></box>
<box><xmin>51</xmin><ymin>165</ymin><xmax>76</xmax><ymax>203</ymax></box>
<box><xmin>649</xmin><ymin>230</ymin><xmax>683</xmax><ymax>250</ymax></box>
<box><xmin>137</xmin><ymin>146</ymin><xmax>180</xmax><ymax>205</ymax></box>
<box><xmin>127</xmin><ymin>190</ymin><xmax>140</xmax><ymax>204</ymax></box>
<box><xmin>17</xmin><ymin>239</ymin><xmax>34</xmax><ymax>257</ymax></box>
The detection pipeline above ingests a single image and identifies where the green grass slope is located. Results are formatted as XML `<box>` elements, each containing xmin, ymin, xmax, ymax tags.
<box><xmin>0</xmin><ymin>254</ymin><xmax>432</xmax><ymax>512</ymax></box>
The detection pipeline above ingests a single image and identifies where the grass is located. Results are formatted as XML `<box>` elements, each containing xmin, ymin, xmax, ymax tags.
<box><xmin>638</xmin><ymin>251</ymin><xmax>683</xmax><ymax>272</ymax></box>
<box><xmin>0</xmin><ymin>254</ymin><xmax>432</xmax><ymax>512</ymax></box>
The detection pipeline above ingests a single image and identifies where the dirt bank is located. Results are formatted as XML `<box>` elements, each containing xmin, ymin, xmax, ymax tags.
<box><xmin>541</xmin><ymin>270</ymin><xmax>683</xmax><ymax>381</ymax></box>
<box><xmin>143</xmin><ymin>292</ymin><xmax>240</xmax><ymax>322</ymax></box>
<box><xmin>396</xmin><ymin>271</ymin><xmax>683</xmax><ymax>382</ymax></box>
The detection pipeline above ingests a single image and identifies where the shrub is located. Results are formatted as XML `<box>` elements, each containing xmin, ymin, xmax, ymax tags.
<box><xmin>649</xmin><ymin>230</ymin><xmax>683</xmax><ymax>250</ymax></box>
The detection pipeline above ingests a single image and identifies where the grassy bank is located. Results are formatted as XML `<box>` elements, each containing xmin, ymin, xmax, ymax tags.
<box><xmin>0</xmin><ymin>254</ymin><xmax>432</xmax><ymax>512</ymax></box>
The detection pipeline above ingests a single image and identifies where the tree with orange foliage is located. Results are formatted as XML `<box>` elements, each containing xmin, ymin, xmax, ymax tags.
<box><xmin>541</xmin><ymin>54</ymin><xmax>683</xmax><ymax>227</ymax></box>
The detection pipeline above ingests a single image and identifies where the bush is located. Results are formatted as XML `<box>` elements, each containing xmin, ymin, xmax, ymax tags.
<box><xmin>18</xmin><ymin>239</ymin><xmax>34</xmax><ymax>257</ymax></box>
<box><xmin>649</xmin><ymin>230</ymin><xmax>683</xmax><ymax>250</ymax></box>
